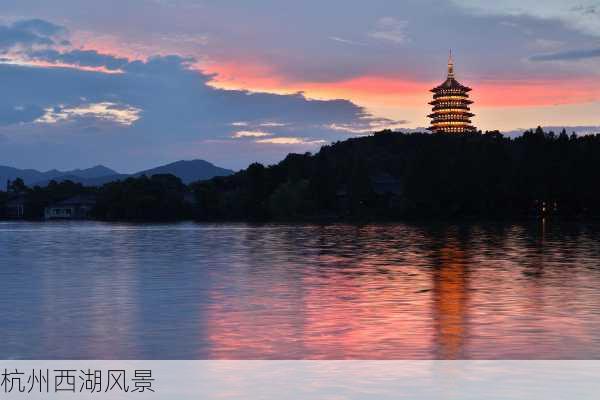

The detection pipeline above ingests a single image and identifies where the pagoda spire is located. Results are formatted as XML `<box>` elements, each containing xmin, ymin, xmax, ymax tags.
<box><xmin>447</xmin><ymin>49</ymin><xmax>454</xmax><ymax>78</ymax></box>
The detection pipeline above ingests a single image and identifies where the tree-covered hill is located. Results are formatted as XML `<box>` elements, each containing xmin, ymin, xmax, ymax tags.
<box><xmin>191</xmin><ymin>128</ymin><xmax>600</xmax><ymax>220</ymax></box>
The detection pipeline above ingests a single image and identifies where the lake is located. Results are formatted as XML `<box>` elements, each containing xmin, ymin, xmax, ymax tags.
<box><xmin>1</xmin><ymin>221</ymin><xmax>600</xmax><ymax>359</ymax></box>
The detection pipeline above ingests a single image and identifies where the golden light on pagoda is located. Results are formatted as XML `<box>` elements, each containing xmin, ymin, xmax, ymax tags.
<box><xmin>427</xmin><ymin>51</ymin><xmax>476</xmax><ymax>134</ymax></box>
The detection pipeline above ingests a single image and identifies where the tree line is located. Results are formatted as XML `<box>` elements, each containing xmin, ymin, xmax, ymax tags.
<box><xmin>2</xmin><ymin>127</ymin><xmax>600</xmax><ymax>221</ymax></box>
<box><xmin>0</xmin><ymin>174</ymin><xmax>193</xmax><ymax>221</ymax></box>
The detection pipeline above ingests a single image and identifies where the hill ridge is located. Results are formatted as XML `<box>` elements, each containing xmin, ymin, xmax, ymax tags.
<box><xmin>1</xmin><ymin>159</ymin><xmax>233</xmax><ymax>187</ymax></box>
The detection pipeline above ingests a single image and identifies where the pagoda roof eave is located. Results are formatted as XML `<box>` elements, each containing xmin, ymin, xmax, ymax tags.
<box><xmin>428</xmin><ymin>115</ymin><xmax>475</xmax><ymax>119</ymax></box>
<box><xmin>430</xmin><ymin>77</ymin><xmax>472</xmax><ymax>92</ymax></box>
<box><xmin>432</xmin><ymin>86</ymin><xmax>472</xmax><ymax>93</ymax></box>
<box><xmin>431</xmin><ymin>99</ymin><xmax>473</xmax><ymax>104</ymax></box>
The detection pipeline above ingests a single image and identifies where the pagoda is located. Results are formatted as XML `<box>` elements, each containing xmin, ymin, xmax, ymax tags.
<box><xmin>427</xmin><ymin>52</ymin><xmax>476</xmax><ymax>133</ymax></box>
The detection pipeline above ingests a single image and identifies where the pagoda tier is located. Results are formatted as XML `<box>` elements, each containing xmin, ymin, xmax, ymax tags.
<box><xmin>427</xmin><ymin>52</ymin><xmax>476</xmax><ymax>134</ymax></box>
<box><xmin>428</xmin><ymin>112</ymin><xmax>475</xmax><ymax>119</ymax></box>
<box><xmin>430</xmin><ymin>100</ymin><xmax>473</xmax><ymax>107</ymax></box>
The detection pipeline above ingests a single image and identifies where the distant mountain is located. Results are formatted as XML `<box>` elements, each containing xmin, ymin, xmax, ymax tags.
<box><xmin>0</xmin><ymin>166</ymin><xmax>54</xmax><ymax>187</ymax></box>
<box><xmin>133</xmin><ymin>160</ymin><xmax>234</xmax><ymax>184</ymax></box>
<box><xmin>1</xmin><ymin>159</ymin><xmax>234</xmax><ymax>188</ymax></box>
<box><xmin>0</xmin><ymin>165</ymin><xmax>119</xmax><ymax>187</ymax></box>
<box><xmin>63</xmin><ymin>165</ymin><xmax>117</xmax><ymax>179</ymax></box>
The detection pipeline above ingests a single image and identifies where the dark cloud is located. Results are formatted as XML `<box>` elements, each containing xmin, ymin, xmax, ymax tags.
<box><xmin>0</xmin><ymin>19</ymin><xmax>66</xmax><ymax>51</ymax></box>
<box><xmin>530</xmin><ymin>47</ymin><xmax>600</xmax><ymax>61</ymax></box>
<box><xmin>11</xmin><ymin>19</ymin><xmax>66</xmax><ymax>37</ymax></box>
<box><xmin>29</xmin><ymin>49</ymin><xmax>130</xmax><ymax>70</ymax></box>
<box><xmin>27</xmin><ymin>47</ymin><xmax>197</xmax><ymax>77</ymax></box>
<box><xmin>122</xmin><ymin>55</ymin><xmax>197</xmax><ymax>75</ymax></box>
<box><xmin>0</xmin><ymin>35</ymin><xmax>387</xmax><ymax>171</ymax></box>
<box><xmin>0</xmin><ymin>17</ymin><xmax>398</xmax><ymax>170</ymax></box>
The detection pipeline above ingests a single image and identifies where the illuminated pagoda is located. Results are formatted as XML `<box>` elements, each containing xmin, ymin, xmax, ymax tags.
<box><xmin>427</xmin><ymin>51</ymin><xmax>476</xmax><ymax>133</ymax></box>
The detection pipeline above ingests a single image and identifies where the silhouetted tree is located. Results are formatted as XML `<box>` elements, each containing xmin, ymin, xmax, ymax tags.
<box><xmin>93</xmin><ymin>174</ymin><xmax>191</xmax><ymax>221</ymax></box>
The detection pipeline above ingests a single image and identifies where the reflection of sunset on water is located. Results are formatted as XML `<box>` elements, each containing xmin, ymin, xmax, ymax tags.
<box><xmin>3</xmin><ymin>222</ymin><xmax>600</xmax><ymax>359</ymax></box>
<box><xmin>204</xmin><ymin>226</ymin><xmax>436</xmax><ymax>359</ymax></box>
<box><xmin>201</xmin><ymin>223</ymin><xmax>600</xmax><ymax>359</ymax></box>
<box><xmin>432</xmin><ymin>242</ymin><xmax>468</xmax><ymax>359</ymax></box>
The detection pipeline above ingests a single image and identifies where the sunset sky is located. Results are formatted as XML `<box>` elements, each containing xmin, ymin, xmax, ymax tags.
<box><xmin>0</xmin><ymin>0</ymin><xmax>599</xmax><ymax>171</ymax></box>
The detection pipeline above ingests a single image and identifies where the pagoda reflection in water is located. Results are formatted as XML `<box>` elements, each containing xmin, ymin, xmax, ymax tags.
<box><xmin>432</xmin><ymin>240</ymin><xmax>469</xmax><ymax>359</ymax></box>
<box><xmin>428</xmin><ymin>51</ymin><xmax>476</xmax><ymax>133</ymax></box>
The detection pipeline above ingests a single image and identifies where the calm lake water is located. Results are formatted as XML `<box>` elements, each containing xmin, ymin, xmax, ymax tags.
<box><xmin>1</xmin><ymin>221</ymin><xmax>600</xmax><ymax>359</ymax></box>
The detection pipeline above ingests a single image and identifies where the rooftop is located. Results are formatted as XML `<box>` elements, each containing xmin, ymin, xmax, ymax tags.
<box><xmin>431</xmin><ymin>77</ymin><xmax>472</xmax><ymax>92</ymax></box>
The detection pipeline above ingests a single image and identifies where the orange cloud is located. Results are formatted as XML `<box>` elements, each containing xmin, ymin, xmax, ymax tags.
<box><xmin>62</xmin><ymin>36</ymin><xmax>600</xmax><ymax>111</ymax></box>
<box><xmin>203</xmin><ymin>60</ymin><xmax>600</xmax><ymax>110</ymax></box>
<box><xmin>202</xmin><ymin>60</ymin><xmax>290</xmax><ymax>94</ymax></box>
<box><xmin>203</xmin><ymin>60</ymin><xmax>427</xmax><ymax>105</ymax></box>
<box><xmin>71</xmin><ymin>32</ymin><xmax>148</xmax><ymax>62</ymax></box>
<box><xmin>49</xmin><ymin>37</ymin><xmax>600</xmax><ymax>131</ymax></box>
<box><xmin>475</xmin><ymin>79</ymin><xmax>600</xmax><ymax>107</ymax></box>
